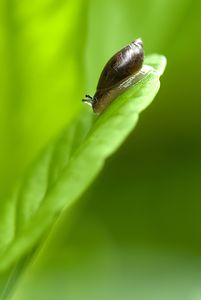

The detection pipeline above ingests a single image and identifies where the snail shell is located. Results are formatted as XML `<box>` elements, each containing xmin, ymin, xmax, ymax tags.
<box><xmin>82</xmin><ymin>38</ymin><xmax>144</xmax><ymax>114</ymax></box>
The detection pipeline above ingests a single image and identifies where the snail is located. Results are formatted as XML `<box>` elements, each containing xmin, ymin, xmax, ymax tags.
<box><xmin>82</xmin><ymin>38</ymin><xmax>149</xmax><ymax>114</ymax></box>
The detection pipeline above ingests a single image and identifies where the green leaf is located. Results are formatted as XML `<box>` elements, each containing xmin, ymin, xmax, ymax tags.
<box><xmin>0</xmin><ymin>54</ymin><xmax>166</xmax><ymax>272</ymax></box>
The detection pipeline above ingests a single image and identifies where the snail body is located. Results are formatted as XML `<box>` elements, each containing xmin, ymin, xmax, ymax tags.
<box><xmin>82</xmin><ymin>38</ymin><xmax>144</xmax><ymax>114</ymax></box>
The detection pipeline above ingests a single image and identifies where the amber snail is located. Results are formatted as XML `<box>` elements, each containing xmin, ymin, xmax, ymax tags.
<box><xmin>82</xmin><ymin>38</ymin><xmax>150</xmax><ymax>114</ymax></box>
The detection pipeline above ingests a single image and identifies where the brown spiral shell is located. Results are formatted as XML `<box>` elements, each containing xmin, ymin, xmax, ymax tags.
<box><xmin>82</xmin><ymin>38</ymin><xmax>144</xmax><ymax>114</ymax></box>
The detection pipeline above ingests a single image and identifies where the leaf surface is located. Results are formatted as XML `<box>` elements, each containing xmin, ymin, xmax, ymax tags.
<box><xmin>0</xmin><ymin>55</ymin><xmax>166</xmax><ymax>271</ymax></box>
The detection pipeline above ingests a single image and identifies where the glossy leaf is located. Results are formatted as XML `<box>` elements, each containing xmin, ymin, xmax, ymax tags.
<box><xmin>0</xmin><ymin>55</ymin><xmax>166</xmax><ymax>272</ymax></box>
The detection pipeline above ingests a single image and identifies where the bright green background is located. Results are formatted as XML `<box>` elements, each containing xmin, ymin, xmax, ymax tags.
<box><xmin>0</xmin><ymin>0</ymin><xmax>201</xmax><ymax>299</ymax></box>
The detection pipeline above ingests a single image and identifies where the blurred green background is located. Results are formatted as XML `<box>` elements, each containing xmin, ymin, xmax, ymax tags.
<box><xmin>1</xmin><ymin>0</ymin><xmax>201</xmax><ymax>299</ymax></box>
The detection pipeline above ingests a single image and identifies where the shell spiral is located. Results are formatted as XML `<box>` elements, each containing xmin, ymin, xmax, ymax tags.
<box><xmin>96</xmin><ymin>38</ymin><xmax>144</xmax><ymax>92</ymax></box>
<box><xmin>82</xmin><ymin>38</ymin><xmax>144</xmax><ymax>114</ymax></box>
